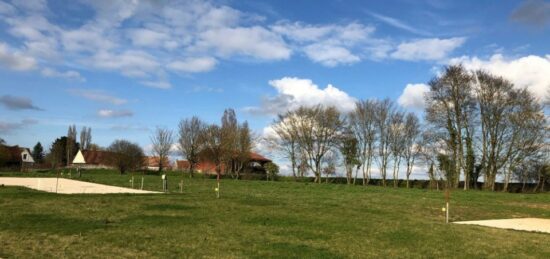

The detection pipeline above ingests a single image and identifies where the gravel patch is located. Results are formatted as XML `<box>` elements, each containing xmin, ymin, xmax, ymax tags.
<box><xmin>0</xmin><ymin>177</ymin><xmax>160</xmax><ymax>194</ymax></box>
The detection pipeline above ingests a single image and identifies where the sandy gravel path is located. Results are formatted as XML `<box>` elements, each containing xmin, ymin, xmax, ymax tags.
<box><xmin>454</xmin><ymin>218</ymin><xmax>550</xmax><ymax>234</ymax></box>
<box><xmin>0</xmin><ymin>177</ymin><xmax>160</xmax><ymax>194</ymax></box>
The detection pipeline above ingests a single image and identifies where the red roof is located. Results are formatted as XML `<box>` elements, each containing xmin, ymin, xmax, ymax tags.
<box><xmin>249</xmin><ymin>152</ymin><xmax>271</xmax><ymax>162</ymax></box>
<box><xmin>144</xmin><ymin>156</ymin><xmax>170</xmax><ymax>167</ymax></box>
<box><xmin>82</xmin><ymin>150</ymin><xmax>113</xmax><ymax>165</ymax></box>
<box><xmin>174</xmin><ymin>152</ymin><xmax>271</xmax><ymax>173</ymax></box>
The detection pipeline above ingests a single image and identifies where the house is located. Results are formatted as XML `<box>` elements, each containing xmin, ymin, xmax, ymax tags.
<box><xmin>1</xmin><ymin>145</ymin><xmax>35</xmax><ymax>171</ymax></box>
<box><xmin>144</xmin><ymin>156</ymin><xmax>172</xmax><ymax>171</ymax></box>
<box><xmin>174</xmin><ymin>152</ymin><xmax>272</xmax><ymax>175</ymax></box>
<box><xmin>78</xmin><ymin>149</ymin><xmax>115</xmax><ymax>169</ymax></box>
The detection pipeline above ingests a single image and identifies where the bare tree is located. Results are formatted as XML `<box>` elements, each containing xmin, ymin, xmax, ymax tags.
<box><xmin>270</xmin><ymin>113</ymin><xmax>300</xmax><ymax>180</ymax></box>
<box><xmin>374</xmin><ymin>99</ymin><xmax>395</xmax><ymax>187</ymax></box>
<box><xmin>178</xmin><ymin>116</ymin><xmax>205</xmax><ymax>177</ymax></box>
<box><xmin>388</xmin><ymin>111</ymin><xmax>405</xmax><ymax>187</ymax></box>
<box><xmin>348</xmin><ymin>100</ymin><xmax>377</xmax><ymax>185</ymax></box>
<box><xmin>425</xmin><ymin>65</ymin><xmax>476</xmax><ymax>189</ymax></box>
<box><xmin>402</xmin><ymin>113</ymin><xmax>421</xmax><ymax>188</ymax></box>
<box><xmin>80</xmin><ymin>126</ymin><xmax>92</xmax><ymax>150</ymax></box>
<box><xmin>290</xmin><ymin>105</ymin><xmax>344</xmax><ymax>183</ymax></box>
<box><xmin>339</xmin><ymin>127</ymin><xmax>359</xmax><ymax>184</ymax></box>
<box><xmin>150</xmin><ymin>127</ymin><xmax>174</xmax><ymax>172</ymax></box>
<box><xmin>221</xmin><ymin>108</ymin><xmax>239</xmax><ymax>178</ymax></box>
<box><xmin>501</xmin><ymin>89</ymin><xmax>546</xmax><ymax>191</ymax></box>
<box><xmin>66</xmin><ymin>125</ymin><xmax>77</xmax><ymax>166</ymax></box>
<box><xmin>200</xmin><ymin>124</ymin><xmax>225</xmax><ymax>179</ymax></box>
<box><xmin>234</xmin><ymin>121</ymin><xmax>252</xmax><ymax>179</ymax></box>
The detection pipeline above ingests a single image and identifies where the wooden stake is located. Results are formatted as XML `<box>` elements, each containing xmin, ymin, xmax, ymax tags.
<box><xmin>55</xmin><ymin>170</ymin><xmax>60</xmax><ymax>194</ymax></box>
<box><xmin>140</xmin><ymin>177</ymin><xmax>144</xmax><ymax>190</ymax></box>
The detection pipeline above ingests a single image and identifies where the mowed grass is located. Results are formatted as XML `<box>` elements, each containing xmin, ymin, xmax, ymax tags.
<box><xmin>0</xmin><ymin>170</ymin><xmax>549</xmax><ymax>258</ymax></box>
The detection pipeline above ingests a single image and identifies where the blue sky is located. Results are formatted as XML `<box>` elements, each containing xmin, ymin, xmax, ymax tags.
<box><xmin>0</xmin><ymin>0</ymin><xmax>549</xmax><ymax>158</ymax></box>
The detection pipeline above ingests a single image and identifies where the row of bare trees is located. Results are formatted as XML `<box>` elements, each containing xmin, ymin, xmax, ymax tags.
<box><xmin>425</xmin><ymin>65</ymin><xmax>547</xmax><ymax>191</ymax></box>
<box><xmin>269</xmin><ymin>101</ymin><xmax>422</xmax><ymax>187</ymax></box>
<box><xmin>150</xmin><ymin>108</ymin><xmax>255</xmax><ymax>179</ymax></box>
<box><xmin>268</xmin><ymin>64</ymin><xmax>548</xmax><ymax>191</ymax></box>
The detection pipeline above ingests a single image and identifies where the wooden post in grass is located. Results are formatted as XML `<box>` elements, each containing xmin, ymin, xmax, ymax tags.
<box><xmin>56</xmin><ymin>169</ymin><xmax>60</xmax><ymax>194</ymax></box>
<box><xmin>180</xmin><ymin>179</ymin><xmax>183</xmax><ymax>193</ymax></box>
<box><xmin>215</xmin><ymin>172</ymin><xmax>220</xmax><ymax>199</ymax></box>
<box><xmin>140</xmin><ymin>177</ymin><xmax>144</xmax><ymax>190</ymax></box>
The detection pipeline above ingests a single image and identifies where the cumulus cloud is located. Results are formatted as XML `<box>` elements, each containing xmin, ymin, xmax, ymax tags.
<box><xmin>510</xmin><ymin>0</ymin><xmax>550</xmax><ymax>27</ymax></box>
<box><xmin>391</xmin><ymin>37</ymin><xmax>466</xmax><ymax>61</ymax></box>
<box><xmin>0</xmin><ymin>95</ymin><xmax>42</xmax><ymax>110</ymax></box>
<box><xmin>245</xmin><ymin>77</ymin><xmax>356</xmax><ymax>115</ymax></box>
<box><xmin>450</xmin><ymin>54</ymin><xmax>550</xmax><ymax>100</ymax></box>
<box><xmin>167</xmin><ymin>57</ymin><xmax>217</xmax><ymax>73</ymax></box>
<box><xmin>0</xmin><ymin>42</ymin><xmax>37</xmax><ymax>71</ymax></box>
<box><xmin>397</xmin><ymin>84</ymin><xmax>430</xmax><ymax>109</ymax></box>
<box><xmin>0</xmin><ymin>118</ymin><xmax>38</xmax><ymax>133</ymax></box>
<box><xmin>68</xmin><ymin>89</ymin><xmax>127</xmax><ymax>105</ymax></box>
<box><xmin>97</xmin><ymin>109</ymin><xmax>134</xmax><ymax>118</ymax></box>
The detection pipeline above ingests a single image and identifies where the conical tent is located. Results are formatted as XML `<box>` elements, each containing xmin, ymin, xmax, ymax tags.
<box><xmin>72</xmin><ymin>150</ymin><xmax>86</xmax><ymax>164</ymax></box>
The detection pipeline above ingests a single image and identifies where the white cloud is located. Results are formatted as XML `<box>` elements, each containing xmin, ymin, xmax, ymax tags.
<box><xmin>398</xmin><ymin>83</ymin><xmax>430</xmax><ymax>109</ymax></box>
<box><xmin>303</xmin><ymin>44</ymin><xmax>360</xmax><ymax>67</ymax></box>
<box><xmin>97</xmin><ymin>109</ymin><xmax>134</xmax><ymax>118</ymax></box>
<box><xmin>245</xmin><ymin>77</ymin><xmax>356</xmax><ymax>115</ymax></box>
<box><xmin>391</xmin><ymin>37</ymin><xmax>466</xmax><ymax>61</ymax></box>
<box><xmin>68</xmin><ymin>89</ymin><xmax>127</xmax><ymax>105</ymax></box>
<box><xmin>0</xmin><ymin>42</ymin><xmax>37</xmax><ymax>71</ymax></box>
<box><xmin>368</xmin><ymin>11</ymin><xmax>431</xmax><ymax>36</ymax></box>
<box><xmin>273</xmin><ymin>22</ymin><xmax>383</xmax><ymax>65</ymax></box>
<box><xmin>127</xmin><ymin>28</ymin><xmax>171</xmax><ymax>48</ymax></box>
<box><xmin>41</xmin><ymin>68</ymin><xmax>85</xmax><ymax>82</ymax></box>
<box><xmin>196</xmin><ymin>26</ymin><xmax>291</xmax><ymax>60</ymax></box>
<box><xmin>141</xmin><ymin>80</ymin><xmax>172</xmax><ymax>89</ymax></box>
<box><xmin>90</xmin><ymin>50</ymin><xmax>160</xmax><ymax>78</ymax></box>
<box><xmin>450</xmin><ymin>54</ymin><xmax>550</xmax><ymax>100</ymax></box>
<box><xmin>167</xmin><ymin>57</ymin><xmax>217</xmax><ymax>73</ymax></box>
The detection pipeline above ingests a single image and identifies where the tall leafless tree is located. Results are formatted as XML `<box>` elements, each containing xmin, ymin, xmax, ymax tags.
<box><xmin>374</xmin><ymin>99</ymin><xmax>395</xmax><ymax>187</ymax></box>
<box><xmin>234</xmin><ymin>121</ymin><xmax>252</xmax><ymax>179</ymax></box>
<box><xmin>221</xmin><ymin>108</ymin><xmax>239</xmax><ymax>177</ymax></box>
<box><xmin>66</xmin><ymin>125</ymin><xmax>77</xmax><ymax>166</ymax></box>
<box><xmin>271</xmin><ymin>113</ymin><xmax>300</xmax><ymax>180</ymax></box>
<box><xmin>402</xmin><ymin>113</ymin><xmax>421</xmax><ymax>188</ymax></box>
<box><xmin>80</xmin><ymin>126</ymin><xmax>92</xmax><ymax>150</ymax></box>
<box><xmin>178</xmin><ymin>116</ymin><xmax>205</xmax><ymax>177</ymax></box>
<box><xmin>200</xmin><ymin>124</ymin><xmax>225</xmax><ymax>179</ymax></box>
<box><xmin>150</xmin><ymin>127</ymin><xmax>174</xmax><ymax>172</ymax></box>
<box><xmin>348</xmin><ymin>100</ymin><xmax>377</xmax><ymax>185</ymax></box>
<box><xmin>287</xmin><ymin>105</ymin><xmax>344</xmax><ymax>183</ymax></box>
<box><xmin>425</xmin><ymin>65</ymin><xmax>476</xmax><ymax>189</ymax></box>
<box><xmin>388</xmin><ymin>111</ymin><xmax>405</xmax><ymax>187</ymax></box>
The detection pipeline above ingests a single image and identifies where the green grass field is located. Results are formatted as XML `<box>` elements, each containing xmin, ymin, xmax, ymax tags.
<box><xmin>1</xmin><ymin>170</ymin><xmax>549</xmax><ymax>258</ymax></box>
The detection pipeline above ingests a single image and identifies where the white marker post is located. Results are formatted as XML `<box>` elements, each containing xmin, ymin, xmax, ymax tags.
<box><xmin>445</xmin><ymin>189</ymin><xmax>450</xmax><ymax>224</ymax></box>
<box><xmin>141</xmin><ymin>177</ymin><xmax>144</xmax><ymax>190</ymax></box>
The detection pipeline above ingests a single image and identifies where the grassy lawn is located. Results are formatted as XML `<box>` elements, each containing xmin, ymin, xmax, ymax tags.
<box><xmin>1</xmin><ymin>170</ymin><xmax>549</xmax><ymax>258</ymax></box>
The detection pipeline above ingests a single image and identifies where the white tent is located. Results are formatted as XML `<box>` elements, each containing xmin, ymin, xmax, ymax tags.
<box><xmin>72</xmin><ymin>150</ymin><xmax>86</xmax><ymax>164</ymax></box>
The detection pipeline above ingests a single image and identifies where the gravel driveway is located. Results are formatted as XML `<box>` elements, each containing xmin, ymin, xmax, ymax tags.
<box><xmin>0</xmin><ymin>177</ymin><xmax>160</xmax><ymax>194</ymax></box>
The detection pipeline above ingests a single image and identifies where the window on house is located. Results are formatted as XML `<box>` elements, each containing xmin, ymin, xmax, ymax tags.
<box><xmin>23</xmin><ymin>154</ymin><xmax>27</xmax><ymax>160</ymax></box>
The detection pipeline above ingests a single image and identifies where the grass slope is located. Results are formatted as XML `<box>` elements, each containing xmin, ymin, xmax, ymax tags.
<box><xmin>1</xmin><ymin>170</ymin><xmax>549</xmax><ymax>258</ymax></box>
